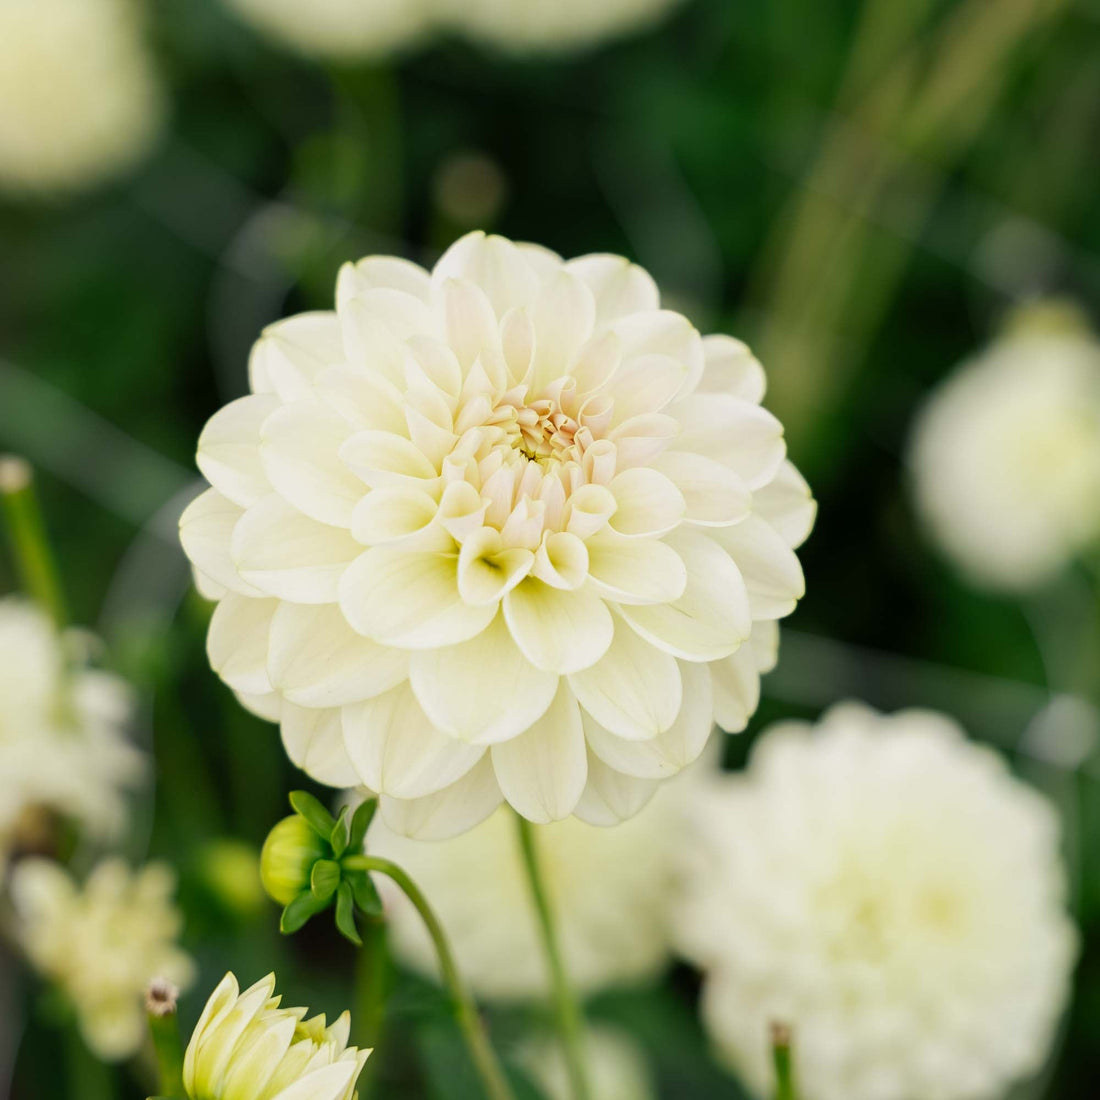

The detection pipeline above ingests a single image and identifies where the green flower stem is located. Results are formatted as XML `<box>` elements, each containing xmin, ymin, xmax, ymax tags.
<box><xmin>147</xmin><ymin>999</ymin><xmax>185</xmax><ymax>1099</ymax></box>
<box><xmin>64</xmin><ymin>1023</ymin><xmax>116</xmax><ymax>1100</ymax></box>
<box><xmin>514</xmin><ymin>815</ymin><xmax>591</xmax><ymax>1100</ymax></box>
<box><xmin>0</xmin><ymin>455</ymin><xmax>67</xmax><ymax>628</ymax></box>
<box><xmin>771</xmin><ymin>1023</ymin><xmax>797</xmax><ymax>1100</ymax></box>
<box><xmin>352</xmin><ymin>917</ymin><xmax>390</xmax><ymax>1099</ymax></box>
<box><xmin>342</xmin><ymin>855</ymin><xmax>514</xmax><ymax>1100</ymax></box>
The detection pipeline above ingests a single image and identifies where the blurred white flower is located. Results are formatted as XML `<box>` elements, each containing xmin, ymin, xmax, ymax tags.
<box><xmin>909</xmin><ymin>301</ymin><xmax>1100</xmax><ymax>590</ymax></box>
<box><xmin>183</xmin><ymin>972</ymin><xmax>369</xmax><ymax>1100</ymax></box>
<box><xmin>0</xmin><ymin>0</ymin><xmax>162</xmax><ymax>195</ymax></box>
<box><xmin>9</xmin><ymin>858</ymin><xmax>194</xmax><ymax>1061</ymax></box>
<box><xmin>674</xmin><ymin>702</ymin><xmax>1078</xmax><ymax>1100</ymax></box>
<box><xmin>180</xmin><ymin>231</ymin><xmax>812</xmax><ymax>837</ymax></box>
<box><xmin>440</xmin><ymin>0</ymin><xmax>683</xmax><ymax>53</ymax></box>
<box><xmin>0</xmin><ymin>598</ymin><xmax>143</xmax><ymax>878</ymax></box>
<box><xmin>519</xmin><ymin>1025</ymin><xmax>655</xmax><ymax>1100</ymax></box>
<box><xmin>224</xmin><ymin>0</ymin><xmax>431</xmax><ymax>59</ymax></box>
<box><xmin>365</xmin><ymin>762</ymin><xmax>705</xmax><ymax>998</ymax></box>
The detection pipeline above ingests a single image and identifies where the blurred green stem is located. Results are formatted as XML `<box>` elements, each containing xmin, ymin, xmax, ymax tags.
<box><xmin>64</xmin><ymin>1024</ymin><xmax>116</xmax><ymax>1100</ymax></box>
<box><xmin>352</xmin><ymin>918</ymin><xmax>390</xmax><ymax>1097</ymax></box>
<box><xmin>342</xmin><ymin>855</ymin><xmax>514</xmax><ymax>1100</ymax></box>
<box><xmin>0</xmin><ymin>455</ymin><xmax>67</xmax><ymax>627</ymax></box>
<box><xmin>146</xmin><ymin>988</ymin><xmax>185</xmax><ymax>1099</ymax></box>
<box><xmin>771</xmin><ymin>1023</ymin><xmax>797</xmax><ymax>1100</ymax></box>
<box><xmin>514</xmin><ymin>815</ymin><xmax>591</xmax><ymax>1100</ymax></box>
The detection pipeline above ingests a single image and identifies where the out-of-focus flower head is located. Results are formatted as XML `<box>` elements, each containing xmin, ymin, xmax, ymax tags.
<box><xmin>909</xmin><ymin>299</ymin><xmax>1100</xmax><ymax>591</ymax></box>
<box><xmin>439</xmin><ymin>0</ymin><xmax>684</xmax><ymax>53</ymax></box>
<box><xmin>223</xmin><ymin>0</ymin><xmax>432</xmax><ymax>60</ymax></box>
<box><xmin>674</xmin><ymin>702</ymin><xmax>1078</xmax><ymax>1100</ymax></box>
<box><xmin>0</xmin><ymin>598</ymin><xmax>143</xmax><ymax>879</ymax></box>
<box><xmin>519</xmin><ymin>1025</ymin><xmax>655</xmax><ymax>1100</ymax></box>
<box><xmin>183</xmin><ymin>972</ymin><xmax>369</xmax><ymax>1100</ymax></box>
<box><xmin>0</xmin><ymin>0</ymin><xmax>162</xmax><ymax>196</ymax></box>
<box><xmin>180</xmin><ymin>230</ymin><xmax>812</xmax><ymax>838</ymax></box>
<box><xmin>9</xmin><ymin>858</ymin><xmax>195</xmax><ymax>1061</ymax></box>
<box><xmin>364</xmin><ymin>761</ymin><xmax>706</xmax><ymax>998</ymax></box>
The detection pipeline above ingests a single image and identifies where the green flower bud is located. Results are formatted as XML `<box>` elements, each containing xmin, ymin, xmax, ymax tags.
<box><xmin>260</xmin><ymin>815</ymin><xmax>327</xmax><ymax>906</ymax></box>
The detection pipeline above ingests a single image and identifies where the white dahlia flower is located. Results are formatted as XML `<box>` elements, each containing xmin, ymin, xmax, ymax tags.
<box><xmin>223</xmin><ymin>0</ymin><xmax>431</xmax><ymax>59</ymax></box>
<box><xmin>0</xmin><ymin>0</ymin><xmax>162</xmax><ymax>195</ymax></box>
<box><xmin>364</xmin><ymin>761</ymin><xmax>705</xmax><ymax>998</ymax></box>
<box><xmin>180</xmin><ymin>231</ymin><xmax>812</xmax><ymax>837</ymax></box>
<box><xmin>440</xmin><ymin>0</ymin><xmax>683</xmax><ymax>52</ymax></box>
<box><xmin>674</xmin><ymin>703</ymin><xmax>1078</xmax><ymax>1100</ymax></box>
<box><xmin>9</xmin><ymin>858</ymin><xmax>195</xmax><ymax>1061</ymax></box>
<box><xmin>0</xmin><ymin>598</ymin><xmax>143</xmax><ymax>879</ymax></box>
<box><xmin>183</xmin><ymin>972</ymin><xmax>370</xmax><ymax>1100</ymax></box>
<box><xmin>909</xmin><ymin>301</ymin><xmax>1100</xmax><ymax>591</ymax></box>
<box><xmin>519</xmin><ymin>1026</ymin><xmax>655</xmax><ymax>1100</ymax></box>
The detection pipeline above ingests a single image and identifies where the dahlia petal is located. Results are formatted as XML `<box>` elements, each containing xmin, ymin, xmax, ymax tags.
<box><xmin>611</xmin><ymin>310</ymin><xmax>704</xmax><ymax>399</ymax></box>
<box><xmin>268</xmin><ymin>603</ymin><xmax>409</xmax><ymax>707</ymax></box>
<box><xmin>569</xmin><ymin>330</ymin><xmax>623</xmax><ymax>397</ymax></box>
<box><xmin>670</xmin><ymin>394</ymin><xmax>785</xmax><ymax>490</ymax></box>
<box><xmin>532</xmin><ymin>531</ymin><xmax>589</xmax><ymax>589</ymax></box>
<box><xmin>753</xmin><ymin>460</ymin><xmax>817</xmax><ymax>548</ymax></box>
<box><xmin>585</xmin><ymin>660</ymin><xmax>714</xmax><ymax>778</ymax></box>
<box><xmin>207</xmin><ymin>594</ymin><xmax>277</xmax><ymax>695</ymax></box>
<box><xmin>314</xmin><ymin>364</ymin><xmax>408</xmax><ymax>435</ymax></box>
<box><xmin>573</xmin><ymin>749</ymin><xmax>659</xmax><ymax>826</ymax></box>
<box><xmin>410</xmin><ymin>613</ymin><xmax>558</xmax><ymax>744</ymax></box>
<box><xmin>232</xmin><ymin>496</ymin><xmax>361</xmax><ymax>604</ymax></box>
<box><xmin>248</xmin><ymin>312</ymin><xmax>342</xmax><ymax>401</ymax></box>
<box><xmin>234</xmin><ymin>690</ymin><xmax>281</xmax><ymax>722</ymax></box>
<box><xmin>441</xmin><ymin>278</ymin><xmax>504</xmax><ymax>378</ymax></box>
<box><xmin>503</xmin><ymin>578</ymin><xmax>614</xmax><ymax>674</ymax></box>
<box><xmin>565</xmin><ymin>483</ymin><xmax>617</xmax><ymax>539</ymax></box>
<box><xmin>179</xmin><ymin>489</ymin><xmax>262</xmax><ymax>597</ymax></box>
<box><xmin>354</xmin><ymin>287</ymin><xmax>440</xmax><ymax>343</ymax></box>
<box><xmin>565</xmin><ymin>254</ymin><xmax>660</xmax><ymax>324</ymax></box>
<box><xmin>406</xmin><ymin>402</ymin><xmax>455</xmax><ymax>470</ymax></box>
<box><xmin>270</xmin><ymin>1061</ymin><xmax>359</xmax><ymax>1100</ymax></box>
<box><xmin>280</xmin><ymin>704</ymin><xmax>359</xmax><ymax>788</ymax></box>
<box><xmin>653</xmin><ymin>451</ymin><xmax>752</xmax><ymax>528</ymax></box>
<box><xmin>337</xmin><ymin>299</ymin><xmax>408</xmax><ymax>389</ymax></box>
<box><xmin>196</xmin><ymin>394</ymin><xmax>278</xmax><ymax>508</ymax></box>
<box><xmin>608</xmin><ymin>412</ymin><xmax>680</xmax><ymax>468</ymax></box>
<box><xmin>500</xmin><ymin>307</ymin><xmax>536</xmax><ymax>384</ymax></box>
<box><xmin>260</xmin><ymin>400</ymin><xmax>362</xmax><ymax>527</ymax></box>
<box><xmin>220</xmin><ymin>1016</ymin><xmax>297</xmax><ymax>1100</ymax></box>
<box><xmin>491</xmin><ymin>684</ymin><xmax>587</xmax><ymax>822</ymax></box>
<box><xmin>437</xmin><ymin>481</ymin><xmax>489</xmax><ymax>542</ymax></box>
<box><xmin>697</xmin><ymin>334</ymin><xmax>766</xmax><ymax>403</ymax></box>
<box><xmin>405</xmin><ymin>335</ymin><xmax>464</xmax><ymax>401</ymax></box>
<box><xmin>432</xmin><ymin>231</ymin><xmax>540</xmax><ymax>316</ymax></box>
<box><xmin>619</xmin><ymin>530</ymin><xmax>751</xmax><ymax>661</ymax></box>
<box><xmin>516</xmin><ymin>241</ymin><xmax>563</xmax><ymax>275</ymax></box>
<box><xmin>350</xmin><ymin>486</ymin><xmax>440</xmax><ymax>546</ymax></box>
<box><xmin>568</xmin><ymin>618</ymin><xmax>682</xmax><ymax>740</ymax></box>
<box><xmin>607</xmin><ymin>353</ymin><xmax>689</xmax><ymax>422</ymax></box>
<box><xmin>457</xmin><ymin>528</ymin><xmax>535</xmax><ymax>605</ymax></box>
<box><xmin>608</xmin><ymin>467</ymin><xmax>685</xmax><ymax>537</ymax></box>
<box><xmin>710</xmin><ymin>644</ymin><xmax>761</xmax><ymax>733</ymax></box>
<box><xmin>585</xmin><ymin>531</ymin><xmax>687</xmax><ymax>605</ymax></box>
<box><xmin>337</xmin><ymin>256</ymin><xmax>432</xmax><ymax>304</ymax></box>
<box><xmin>531</xmin><ymin>270</ymin><xmax>597</xmax><ymax>392</ymax></box>
<box><xmin>338</xmin><ymin>545</ymin><xmax>497</xmax><ymax>649</ymax></box>
<box><xmin>712</xmin><ymin>515</ymin><xmax>805</xmax><ymax>619</ymax></box>
<box><xmin>379</xmin><ymin>754</ymin><xmax>502</xmax><ymax>840</ymax></box>
<box><xmin>343</xmin><ymin>684</ymin><xmax>484</xmax><ymax>799</ymax></box>
<box><xmin>339</xmin><ymin>430</ymin><xmax>438</xmax><ymax>488</ymax></box>
<box><xmin>193</xmin><ymin>567</ymin><xmax>228</xmax><ymax>601</ymax></box>
<box><xmin>751</xmin><ymin>619</ymin><xmax>780</xmax><ymax>673</ymax></box>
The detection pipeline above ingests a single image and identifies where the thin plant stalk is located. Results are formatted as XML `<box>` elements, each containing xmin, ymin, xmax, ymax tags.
<box><xmin>145</xmin><ymin>980</ymin><xmax>185</xmax><ymax>1099</ymax></box>
<box><xmin>771</xmin><ymin>1023</ymin><xmax>797</xmax><ymax>1100</ymax></box>
<box><xmin>352</xmin><ymin>917</ymin><xmax>390</xmax><ymax>1098</ymax></box>
<box><xmin>513</xmin><ymin>815</ymin><xmax>591</xmax><ymax>1100</ymax></box>
<box><xmin>342</xmin><ymin>855</ymin><xmax>514</xmax><ymax>1100</ymax></box>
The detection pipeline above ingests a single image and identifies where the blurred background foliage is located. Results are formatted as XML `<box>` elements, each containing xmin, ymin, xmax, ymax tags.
<box><xmin>2</xmin><ymin>0</ymin><xmax>1100</xmax><ymax>1096</ymax></box>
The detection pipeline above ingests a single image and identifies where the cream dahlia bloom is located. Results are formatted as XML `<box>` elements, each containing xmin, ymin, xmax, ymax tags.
<box><xmin>223</xmin><ymin>0</ymin><xmax>431</xmax><ymax>59</ymax></box>
<box><xmin>519</xmin><ymin>1026</ymin><xmax>655</xmax><ymax>1100</ymax></box>
<box><xmin>674</xmin><ymin>703</ymin><xmax>1077</xmax><ymax>1100</ymax></box>
<box><xmin>909</xmin><ymin>302</ymin><xmax>1100</xmax><ymax>590</ymax></box>
<box><xmin>0</xmin><ymin>0</ymin><xmax>162</xmax><ymax>195</ymax></box>
<box><xmin>439</xmin><ymin>0</ymin><xmax>683</xmax><ymax>52</ymax></box>
<box><xmin>0</xmin><ymin>598</ymin><xmax>143</xmax><ymax>878</ymax></box>
<box><xmin>180</xmin><ymin>231</ymin><xmax>812</xmax><ymax>837</ymax></box>
<box><xmin>183</xmin><ymin>972</ymin><xmax>369</xmax><ymax>1100</ymax></box>
<box><xmin>9</xmin><ymin>858</ymin><xmax>194</xmax><ymax>1061</ymax></box>
<box><xmin>365</xmin><ymin>761</ymin><xmax>705</xmax><ymax>998</ymax></box>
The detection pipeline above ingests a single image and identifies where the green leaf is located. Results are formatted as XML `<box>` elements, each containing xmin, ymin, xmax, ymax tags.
<box><xmin>280</xmin><ymin>888</ymin><xmax>329</xmax><ymax>935</ymax></box>
<box><xmin>335</xmin><ymin>881</ymin><xmax>362</xmax><ymax>946</ymax></box>
<box><xmin>310</xmin><ymin>858</ymin><xmax>342</xmax><ymax>901</ymax></box>
<box><xmin>289</xmin><ymin>791</ymin><xmax>336</xmax><ymax>839</ymax></box>
<box><xmin>347</xmin><ymin>798</ymin><xmax>377</xmax><ymax>852</ymax></box>
<box><xmin>329</xmin><ymin>805</ymin><xmax>349</xmax><ymax>858</ymax></box>
<box><xmin>346</xmin><ymin>868</ymin><xmax>383</xmax><ymax>917</ymax></box>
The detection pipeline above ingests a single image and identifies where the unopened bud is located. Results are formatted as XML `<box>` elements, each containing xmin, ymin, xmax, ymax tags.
<box><xmin>261</xmin><ymin>814</ymin><xmax>328</xmax><ymax>906</ymax></box>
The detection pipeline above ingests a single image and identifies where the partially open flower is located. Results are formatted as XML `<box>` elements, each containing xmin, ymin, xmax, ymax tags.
<box><xmin>183</xmin><ymin>972</ymin><xmax>369</xmax><ymax>1100</ymax></box>
<box><xmin>181</xmin><ymin>231</ymin><xmax>812</xmax><ymax>837</ymax></box>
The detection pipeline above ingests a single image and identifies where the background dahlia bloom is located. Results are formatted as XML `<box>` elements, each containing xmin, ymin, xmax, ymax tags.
<box><xmin>181</xmin><ymin>231</ymin><xmax>813</xmax><ymax>836</ymax></box>
<box><xmin>519</xmin><ymin>1026</ymin><xmax>655</xmax><ymax>1100</ymax></box>
<box><xmin>183</xmin><ymin>972</ymin><xmax>369</xmax><ymax>1100</ymax></box>
<box><xmin>909</xmin><ymin>300</ymin><xmax>1100</xmax><ymax>591</ymax></box>
<box><xmin>223</xmin><ymin>0</ymin><xmax>431</xmax><ymax>59</ymax></box>
<box><xmin>9</xmin><ymin>858</ymin><xmax>195</xmax><ymax>1061</ymax></box>
<box><xmin>674</xmin><ymin>703</ymin><xmax>1078</xmax><ymax>1100</ymax></box>
<box><xmin>0</xmin><ymin>0</ymin><xmax>162</xmax><ymax>195</ymax></box>
<box><xmin>0</xmin><ymin>598</ymin><xmax>143</xmax><ymax>880</ymax></box>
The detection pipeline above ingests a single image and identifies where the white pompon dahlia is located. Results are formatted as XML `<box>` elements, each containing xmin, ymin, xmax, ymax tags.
<box><xmin>180</xmin><ymin>231</ymin><xmax>813</xmax><ymax>837</ymax></box>
<box><xmin>674</xmin><ymin>703</ymin><xmax>1078</xmax><ymax>1100</ymax></box>
<box><xmin>0</xmin><ymin>598</ymin><xmax>143</xmax><ymax>879</ymax></box>
<box><xmin>183</xmin><ymin>972</ymin><xmax>370</xmax><ymax>1100</ymax></box>
<box><xmin>909</xmin><ymin>301</ymin><xmax>1100</xmax><ymax>591</ymax></box>
<box><xmin>0</xmin><ymin>0</ymin><xmax>162</xmax><ymax>195</ymax></box>
<box><xmin>440</xmin><ymin>0</ymin><xmax>683</xmax><ymax>52</ymax></box>
<box><xmin>9</xmin><ymin>858</ymin><xmax>195</xmax><ymax>1061</ymax></box>
<box><xmin>223</xmin><ymin>0</ymin><xmax>431</xmax><ymax>59</ymax></box>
